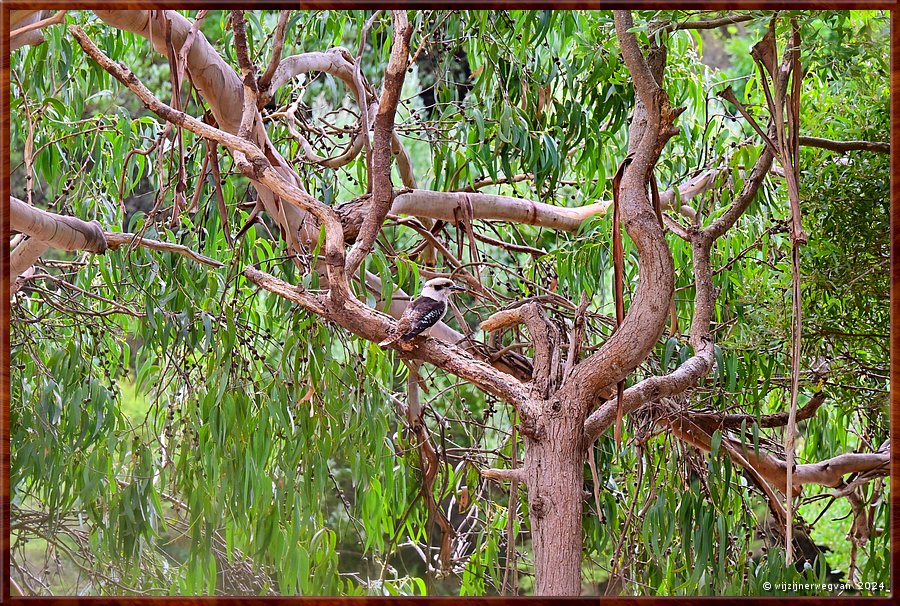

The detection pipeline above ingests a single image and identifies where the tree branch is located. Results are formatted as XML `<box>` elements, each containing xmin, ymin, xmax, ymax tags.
<box><xmin>10</xmin><ymin>196</ymin><xmax>106</xmax><ymax>253</ymax></box>
<box><xmin>242</xmin><ymin>266</ymin><xmax>529</xmax><ymax>408</ymax></box>
<box><xmin>231</xmin><ymin>11</ymin><xmax>260</xmax><ymax>141</ymax></box>
<box><xmin>583</xmin><ymin>137</ymin><xmax>775</xmax><ymax>445</ymax></box>
<box><xmin>654</xmin><ymin>13</ymin><xmax>755</xmax><ymax>35</ymax></box>
<box><xmin>257</xmin><ymin>10</ymin><xmax>290</xmax><ymax>94</ymax></box>
<box><xmin>480</xmin><ymin>468</ymin><xmax>526</xmax><ymax>484</ymax></box>
<box><xmin>688</xmin><ymin>391</ymin><xmax>825</xmax><ymax>430</ymax></box>
<box><xmin>562</xmin><ymin>11</ymin><xmax>677</xmax><ymax>408</ymax></box>
<box><xmin>345</xmin><ymin>10</ymin><xmax>413</xmax><ymax>276</ymax></box>
<box><xmin>10</xmin><ymin>10</ymin><xmax>65</xmax><ymax>50</ymax></box>
<box><xmin>666</xmin><ymin>410</ymin><xmax>890</xmax><ymax>493</ymax></box>
<box><xmin>481</xmin><ymin>302</ymin><xmax>559</xmax><ymax>396</ymax></box>
<box><xmin>705</xmin><ymin>144</ymin><xmax>775</xmax><ymax>240</ymax></box>
<box><xmin>104</xmin><ymin>233</ymin><xmax>224</xmax><ymax>268</ymax></box>
<box><xmin>378</xmin><ymin>171</ymin><xmax>711</xmax><ymax>231</ymax></box>
<box><xmin>10</xmin><ymin>239</ymin><xmax>49</xmax><ymax>291</ymax></box>
<box><xmin>70</xmin><ymin>25</ymin><xmax>349</xmax><ymax>295</ymax></box>
<box><xmin>799</xmin><ymin>136</ymin><xmax>889</xmax><ymax>155</ymax></box>
<box><xmin>93</xmin><ymin>10</ymin><xmax>245</xmax><ymax>134</ymax></box>
<box><xmin>718</xmin><ymin>86</ymin><xmax>779</xmax><ymax>154</ymax></box>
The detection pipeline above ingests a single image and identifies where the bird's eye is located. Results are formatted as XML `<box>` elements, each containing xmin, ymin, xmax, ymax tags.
<box><xmin>434</xmin><ymin>285</ymin><xmax>444</xmax><ymax>290</ymax></box>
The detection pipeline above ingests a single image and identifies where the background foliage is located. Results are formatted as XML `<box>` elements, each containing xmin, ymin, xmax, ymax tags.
<box><xmin>9</xmin><ymin>10</ymin><xmax>889</xmax><ymax>595</ymax></box>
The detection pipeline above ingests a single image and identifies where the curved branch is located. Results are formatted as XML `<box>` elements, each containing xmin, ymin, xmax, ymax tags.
<box><xmin>562</xmin><ymin>11</ymin><xmax>677</xmax><ymax>406</ymax></box>
<box><xmin>11</xmin><ymin>10</ymin><xmax>65</xmax><ymax>50</ymax></box>
<box><xmin>10</xmin><ymin>195</ymin><xmax>226</xmax><ymax>267</ymax></box>
<box><xmin>267</xmin><ymin>48</ymin><xmax>359</xmax><ymax>102</ymax></box>
<box><xmin>10</xmin><ymin>10</ymin><xmax>52</xmax><ymax>51</ymax></box>
<box><xmin>690</xmin><ymin>391</ymin><xmax>825</xmax><ymax>430</ymax></box>
<box><xmin>268</xmin><ymin>48</ymin><xmax>418</xmax><ymax>188</ymax></box>
<box><xmin>706</xmin><ymin>145</ymin><xmax>775</xmax><ymax>240</ymax></box>
<box><xmin>584</xmin><ymin>139</ymin><xmax>775</xmax><ymax>444</ymax></box>
<box><xmin>583</xmin><ymin>354</ymin><xmax>711</xmax><ymax>444</ymax></box>
<box><xmin>284</xmin><ymin>97</ymin><xmax>370</xmax><ymax>169</ymax></box>
<box><xmin>665</xmin><ymin>411</ymin><xmax>890</xmax><ymax>493</ymax></box>
<box><xmin>104</xmin><ymin>233</ymin><xmax>224</xmax><ymax>268</ymax></box>
<box><xmin>345</xmin><ymin>11</ymin><xmax>413</xmax><ymax>276</ymax></box>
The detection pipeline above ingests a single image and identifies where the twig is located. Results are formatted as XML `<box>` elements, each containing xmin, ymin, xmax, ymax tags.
<box><xmin>104</xmin><ymin>232</ymin><xmax>224</xmax><ymax>268</ymax></box>
<box><xmin>501</xmin><ymin>414</ymin><xmax>519</xmax><ymax>596</ymax></box>
<box><xmin>258</xmin><ymin>11</ymin><xmax>290</xmax><ymax>92</ymax></box>
<box><xmin>10</xmin><ymin>10</ymin><xmax>66</xmax><ymax>40</ymax></box>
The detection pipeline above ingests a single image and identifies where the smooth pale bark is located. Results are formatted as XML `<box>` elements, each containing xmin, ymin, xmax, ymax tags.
<box><xmin>385</xmin><ymin>173</ymin><xmax>710</xmax><ymax>232</ymax></box>
<box><xmin>11</xmin><ymin>10</ymin><xmax>49</xmax><ymax>51</ymax></box>
<box><xmin>10</xmin><ymin>196</ymin><xmax>106</xmax><ymax>253</ymax></box>
<box><xmin>10</xmin><ymin>238</ymin><xmax>48</xmax><ymax>288</ymax></box>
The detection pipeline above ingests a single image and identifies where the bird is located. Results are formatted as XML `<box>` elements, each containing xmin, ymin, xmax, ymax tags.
<box><xmin>379</xmin><ymin>277</ymin><xmax>464</xmax><ymax>347</ymax></box>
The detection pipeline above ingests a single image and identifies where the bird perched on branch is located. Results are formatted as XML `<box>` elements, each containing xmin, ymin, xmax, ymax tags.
<box><xmin>379</xmin><ymin>277</ymin><xmax>464</xmax><ymax>347</ymax></box>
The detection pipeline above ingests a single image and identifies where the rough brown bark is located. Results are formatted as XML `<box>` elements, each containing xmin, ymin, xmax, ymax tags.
<box><xmin>559</xmin><ymin>13</ymin><xmax>677</xmax><ymax>407</ymax></box>
<box><xmin>345</xmin><ymin>11</ymin><xmax>413</xmax><ymax>275</ymax></box>
<box><xmin>523</xmin><ymin>403</ymin><xmax>584</xmax><ymax>596</ymax></box>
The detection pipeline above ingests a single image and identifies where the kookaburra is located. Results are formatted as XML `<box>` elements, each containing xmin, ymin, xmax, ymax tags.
<box><xmin>379</xmin><ymin>277</ymin><xmax>464</xmax><ymax>347</ymax></box>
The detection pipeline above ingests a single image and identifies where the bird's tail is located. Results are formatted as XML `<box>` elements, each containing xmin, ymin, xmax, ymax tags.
<box><xmin>378</xmin><ymin>332</ymin><xmax>401</xmax><ymax>347</ymax></box>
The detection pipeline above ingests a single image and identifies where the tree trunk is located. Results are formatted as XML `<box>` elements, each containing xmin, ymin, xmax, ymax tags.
<box><xmin>523</xmin><ymin>404</ymin><xmax>584</xmax><ymax>596</ymax></box>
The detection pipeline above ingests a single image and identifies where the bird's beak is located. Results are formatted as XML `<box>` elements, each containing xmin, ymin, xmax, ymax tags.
<box><xmin>450</xmin><ymin>284</ymin><xmax>466</xmax><ymax>292</ymax></box>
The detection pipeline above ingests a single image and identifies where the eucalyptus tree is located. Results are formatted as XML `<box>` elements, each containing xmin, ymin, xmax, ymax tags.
<box><xmin>9</xmin><ymin>9</ymin><xmax>890</xmax><ymax>596</ymax></box>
